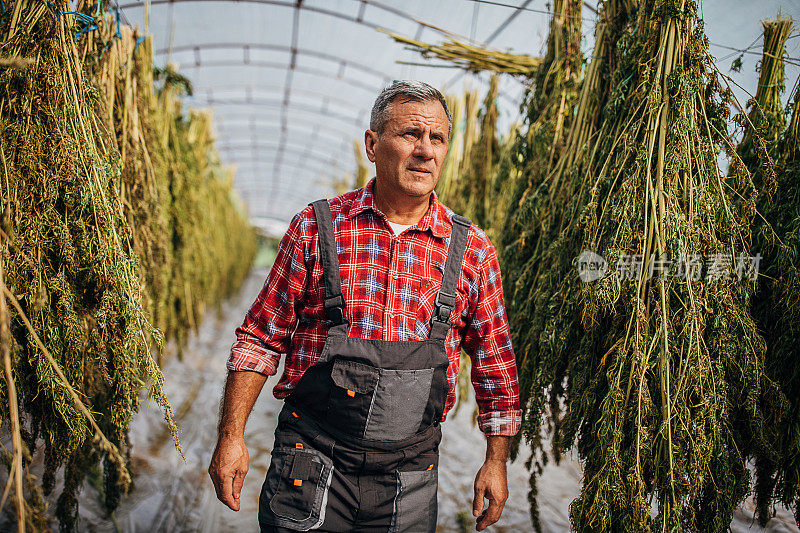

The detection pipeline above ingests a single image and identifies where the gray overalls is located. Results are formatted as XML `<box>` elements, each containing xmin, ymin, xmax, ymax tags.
<box><xmin>258</xmin><ymin>199</ymin><xmax>471</xmax><ymax>532</ymax></box>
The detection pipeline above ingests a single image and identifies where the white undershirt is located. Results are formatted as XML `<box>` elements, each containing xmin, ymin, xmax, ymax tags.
<box><xmin>388</xmin><ymin>221</ymin><xmax>414</xmax><ymax>236</ymax></box>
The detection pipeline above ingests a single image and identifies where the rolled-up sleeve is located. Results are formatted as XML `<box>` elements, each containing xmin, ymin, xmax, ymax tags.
<box><xmin>227</xmin><ymin>211</ymin><xmax>309</xmax><ymax>376</ymax></box>
<box><xmin>462</xmin><ymin>237</ymin><xmax>522</xmax><ymax>436</ymax></box>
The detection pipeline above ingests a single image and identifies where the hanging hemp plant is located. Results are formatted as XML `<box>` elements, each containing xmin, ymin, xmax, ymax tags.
<box><xmin>495</xmin><ymin>0</ymin><xmax>585</xmax><ymax>529</ymax></box>
<box><xmin>499</xmin><ymin>0</ymin><xmax>584</xmax><ymax>309</ymax></box>
<box><xmin>0</xmin><ymin>1</ymin><xmax>180</xmax><ymax>530</ymax></box>
<box><xmin>353</xmin><ymin>140</ymin><xmax>370</xmax><ymax>189</ymax></box>
<box><xmin>438</xmin><ymin>89</ymin><xmax>481</xmax><ymax>213</ymax></box>
<box><xmin>379</xmin><ymin>28</ymin><xmax>542</xmax><ymax>77</ymax></box>
<box><xmin>753</xmin><ymin>82</ymin><xmax>800</xmax><ymax>527</ymax></box>
<box><xmin>441</xmin><ymin>74</ymin><xmax>501</xmax><ymax>230</ymax></box>
<box><xmin>0</xmin><ymin>0</ymin><xmax>254</xmax><ymax>530</ymax></box>
<box><xmin>508</xmin><ymin>0</ymin><xmax>775</xmax><ymax>529</ymax></box>
<box><xmin>736</xmin><ymin>16</ymin><xmax>800</xmax><ymax>526</ymax></box>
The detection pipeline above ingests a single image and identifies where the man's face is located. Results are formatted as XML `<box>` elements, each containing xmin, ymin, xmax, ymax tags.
<box><xmin>365</xmin><ymin>98</ymin><xmax>450</xmax><ymax>198</ymax></box>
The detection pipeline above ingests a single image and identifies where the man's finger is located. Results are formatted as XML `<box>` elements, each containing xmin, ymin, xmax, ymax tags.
<box><xmin>233</xmin><ymin>467</ymin><xmax>247</xmax><ymax>500</ymax></box>
<box><xmin>218</xmin><ymin>468</ymin><xmax>239</xmax><ymax>511</ymax></box>
<box><xmin>477</xmin><ymin>496</ymin><xmax>505</xmax><ymax>529</ymax></box>
<box><xmin>473</xmin><ymin>484</ymin><xmax>485</xmax><ymax>517</ymax></box>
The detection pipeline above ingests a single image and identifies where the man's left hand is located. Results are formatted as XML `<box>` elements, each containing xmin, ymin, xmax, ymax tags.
<box><xmin>472</xmin><ymin>436</ymin><xmax>510</xmax><ymax>531</ymax></box>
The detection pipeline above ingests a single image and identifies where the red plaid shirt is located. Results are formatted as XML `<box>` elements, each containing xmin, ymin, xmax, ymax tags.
<box><xmin>228</xmin><ymin>177</ymin><xmax>521</xmax><ymax>436</ymax></box>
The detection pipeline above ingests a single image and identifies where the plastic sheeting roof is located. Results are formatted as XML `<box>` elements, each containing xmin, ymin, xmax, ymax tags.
<box><xmin>116</xmin><ymin>0</ymin><xmax>800</xmax><ymax>234</ymax></box>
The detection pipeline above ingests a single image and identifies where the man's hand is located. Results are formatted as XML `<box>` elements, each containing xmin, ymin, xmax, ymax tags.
<box><xmin>209</xmin><ymin>436</ymin><xmax>250</xmax><ymax>511</ymax></box>
<box><xmin>472</xmin><ymin>435</ymin><xmax>510</xmax><ymax>531</ymax></box>
<box><xmin>208</xmin><ymin>370</ymin><xmax>267</xmax><ymax>511</ymax></box>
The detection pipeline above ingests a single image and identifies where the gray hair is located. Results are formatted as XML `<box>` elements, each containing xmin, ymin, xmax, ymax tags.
<box><xmin>369</xmin><ymin>80</ymin><xmax>452</xmax><ymax>136</ymax></box>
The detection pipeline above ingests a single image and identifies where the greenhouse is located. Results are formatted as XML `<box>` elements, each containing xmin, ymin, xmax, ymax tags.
<box><xmin>1</xmin><ymin>0</ymin><xmax>800</xmax><ymax>531</ymax></box>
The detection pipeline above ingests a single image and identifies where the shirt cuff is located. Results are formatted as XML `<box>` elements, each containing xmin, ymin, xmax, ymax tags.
<box><xmin>477</xmin><ymin>409</ymin><xmax>522</xmax><ymax>436</ymax></box>
<box><xmin>227</xmin><ymin>339</ymin><xmax>281</xmax><ymax>376</ymax></box>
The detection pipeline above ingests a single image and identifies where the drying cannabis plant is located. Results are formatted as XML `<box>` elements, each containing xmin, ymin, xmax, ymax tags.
<box><xmin>734</xmin><ymin>16</ymin><xmax>800</xmax><ymax>526</ymax></box>
<box><xmin>507</xmin><ymin>0</ymin><xmax>772</xmax><ymax>529</ymax></box>
<box><xmin>0</xmin><ymin>0</ymin><xmax>254</xmax><ymax>530</ymax></box>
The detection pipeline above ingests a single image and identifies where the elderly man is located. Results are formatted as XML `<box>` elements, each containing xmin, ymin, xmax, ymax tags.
<box><xmin>209</xmin><ymin>80</ymin><xmax>521</xmax><ymax>532</ymax></box>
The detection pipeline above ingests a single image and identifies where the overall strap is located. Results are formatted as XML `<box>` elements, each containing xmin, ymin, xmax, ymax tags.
<box><xmin>430</xmin><ymin>214</ymin><xmax>472</xmax><ymax>340</ymax></box>
<box><xmin>310</xmin><ymin>199</ymin><xmax>346</xmax><ymax>326</ymax></box>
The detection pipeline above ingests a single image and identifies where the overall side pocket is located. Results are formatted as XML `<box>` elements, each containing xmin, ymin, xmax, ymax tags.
<box><xmin>259</xmin><ymin>446</ymin><xmax>334</xmax><ymax>531</ymax></box>
<box><xmin>390</xmin><ymin>468</ymin><xmax>438</xmax><ymax>533</ymax></box>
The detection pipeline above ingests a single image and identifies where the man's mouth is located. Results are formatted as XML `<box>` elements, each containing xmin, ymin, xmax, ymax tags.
<box><xmin>408</xmin><ymin>167</ymin><xmax>431</xmax><ymax>174</ymax></box>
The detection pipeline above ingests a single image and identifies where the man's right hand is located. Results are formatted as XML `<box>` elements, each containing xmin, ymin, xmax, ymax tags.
<box><xmin>209</xmin><ymin>436</ymin><xmax>250</xmax><ymax>511</ymax></box>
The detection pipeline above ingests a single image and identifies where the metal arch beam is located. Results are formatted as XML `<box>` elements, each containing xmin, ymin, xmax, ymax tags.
<box><xmin>217</xmin><ymin>122</ymin><xmax>354</xmax><ymax>157</ymax></box>
<box><xmin>233</xmin><ymin>168</ymin><xmax>338</xmax><ymax>190</ymax></box>
<box><xmin>233</xmin><ymin>165</ymin><xmax>338</xmax><ymax>184</ymax></box>
<box><xmin>239</xmin><ymin>184</ymin><xmax>339</xmax><ymax>200</ymax></box>
<box><xmin>192</xmin><ymin>84</ymin><xmax>360</xmax><ymax>112</ymax></box>
<box><xmin>237</xmin><ymin>184</ymin><xmax>336</xmax><ymax>204</ymax></box>
<box><xmin>119</xmin><ymin>0</ymin><xmax>477</xmax><ymax>49</ymax></box>
<box><xmin>216</xmin><ymin>134</ymin><xmax>345</xmax><ymax>156</ymax></box>
<box><xmin>225</xmin><ymin>159</ymin><xmax>343</xmax><ymax>184</ymax></box>
<box><xmin>119</xmin><ymin>0</ymin><xmax>436</xmax><ymax>38</ymax></box>
<box><xmin>177</xmin><ymin>60</ymin><xmax>379</xmax><ymax>94</ymax></box>
<box><xmin>220</xmin><ymin>147</ymin><xmax>351</xmax><ymax>185</ymax></box>
<box><xmin>236</xmin><ymin>185</ymin><xmax>336</xmax><ymax>200</ymax></box>
<box><xmin>212</xmin><ymin>109</ymin><xmax>362</xmax><ymax>173</ymax></box>
<box><xmin>230</xmin><ymin>154</ymin><xmax>346</xmax><ymax>173</ymax></box>
<box><xmin>233</xmin><ymin>165</ymin><xmax>340</xmax><ymax>186</ymax></box>
<box><xmin>215</xmin><ymin>126</ymin><xmax>349</xmax><ymax>151</ymax></box>
<box><xmin>241</xmin><ymin>197</ymin><xmax>329</xmax><ymax>218</ymax></box>
<box><xmin>217</xmin><ymin>142</ymin><xmax>345</xmax><ymax>164</ymax></box>
<box><xmin>236</xmin><ymin>181</ymin><xmax>333</xmax><ymax>196</ymax></box>
<box><xmin>226</xmin><ymin>152</ymin><xmax>350</xmax><ymax>169</ymax></box>
<box><xmin>215</xmin><ymin>120</ymin><xmax>346</xmax><ymax>139</ymax></box>
<box><xmin>233</xmin><ymin>161</ymin><xmax>333</xmax><ymax>173</ymax></box>
<box><xmin>223</xmin><ymin>144</ymin><xmax>341</xmax><ymax>168</ymax></box>
<box><xmin>213</xmin><ymin>110</ymin><xmax>368</xmax><ymax>134</ymax></box>
<box><xmin>156</xmin><ymin>43</ymin><xmax>392</xmax><ymax>82</ymax></box>
<box><xmin>222</xmin><ymin>147</ymin><xmax>348</xmax><ymax>171</ymax></box>
<box><xmin>228</xmin><ymin>159</ymin><xmax>340</xmax><ymax>180</ymax></box>
<box><xmin>232</xmin><ymin>159</ymin><xmax>352</xmax><ymax>185</ymax></box>
<box><xmin>197</xmin><ymin>97</ymin><xmax>365</xmax><ymax>128</ymax></box>
<box><xmin>231</xmin><ymin>155</ymin><xmax>334</xmax><ymax>170</ymax></box>
<box><xmin>192</xmin><ymin>83</ymin><xmax>365</xmax><ymax>198</ymax></box>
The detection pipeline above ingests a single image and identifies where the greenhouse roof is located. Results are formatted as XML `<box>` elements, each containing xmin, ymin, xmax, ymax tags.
<box><xmin>116</xmin><ymin>0</ymin><xmax>800</xmax><ymax>235</ymax></box>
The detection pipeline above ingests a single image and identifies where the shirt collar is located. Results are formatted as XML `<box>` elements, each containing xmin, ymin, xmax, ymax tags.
<box><xmin>346</xmin><ymin>177</ymin><xmax>451</xmax><ymax>239</ymax></box>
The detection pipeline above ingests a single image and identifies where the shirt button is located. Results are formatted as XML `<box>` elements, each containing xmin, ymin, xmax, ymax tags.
<box><xmin>389</xmin><ymin>312</ymin><xmax>395</xmax><ymax>317</ymax></box>
<box><xmin>392</xmin><ymin>273</ymin><xmax>398</xmax><ymax>280</ymax></box>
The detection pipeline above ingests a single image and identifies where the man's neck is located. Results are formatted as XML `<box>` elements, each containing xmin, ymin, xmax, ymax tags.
<box><xmin>373</xmin><ymin>178</ymin><xmax>431</xmax><ymax>225</ymax></box>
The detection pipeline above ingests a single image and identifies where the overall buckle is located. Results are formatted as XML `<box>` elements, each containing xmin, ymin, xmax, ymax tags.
<box><xmin>324</xmin><ymin>295</ymin><xmax>346</xmax><ymax>324</ymax></box>
<box><xmin>325</xmin><ymin>306</ymin><xmax>345</xmax><ymax>325</ymax></box>
<box><xmin>433</xmin><ymin>292</ymin><xmax>455</xmax><ymax>323</ymax></box>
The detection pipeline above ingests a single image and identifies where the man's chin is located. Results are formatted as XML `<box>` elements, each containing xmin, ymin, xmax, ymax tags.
<box><xmin>401</xmin><ymin>173</ymin><xmax>436</xmax><ymax>196</ymax></box>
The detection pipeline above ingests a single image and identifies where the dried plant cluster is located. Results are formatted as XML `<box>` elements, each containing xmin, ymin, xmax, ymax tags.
<box><xmin>502</xmin><ymin>0</ymin><xmax>784</xmax><ymax>529</ymax></box>
<box><xmin>404</xmin><ymin>0</ymin><xmax>800</xmax><ymax>530</ymax></box>
<box><xmin>738</xmin><ymin>16</ymin><xmax>800</xmax><ymax>528</ymax></box>
<box><xmin>380</xmin><ymin>28</ymin><xmax>543</xmax><ymax>78</ymax></box>
<box><xmin>0</xmin><ymin>0</ymin><xmax>255</xmax><ymax>530</ymax></box>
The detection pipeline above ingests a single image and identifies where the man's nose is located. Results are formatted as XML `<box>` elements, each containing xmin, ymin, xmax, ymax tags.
<box><xmin>413</xmin><ymin>133</ymin><xmax>435</xmax><ymax>159</ymax></box>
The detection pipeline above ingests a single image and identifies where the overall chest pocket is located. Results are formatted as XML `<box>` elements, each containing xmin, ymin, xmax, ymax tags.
<box><xmin>364</xmin><ymin>368</ymin><xmax>435</xmax><ymax>441</ymax></box>
<box><xmin>327</xmin><ymin>358</ymin><xmax>436</xmax><ymax>441</ymax></box>
<box><xmin>326</xmin><ymin>359</ymin><xmax>379</xmax><ymax>437</ymax></box>
<box><xmin>260</xmin><ymin>447</ymin><xmax>334</xmax><ymax>531</ymax></box>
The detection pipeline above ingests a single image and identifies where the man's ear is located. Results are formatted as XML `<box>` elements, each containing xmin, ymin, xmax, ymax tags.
<box><xmin>365</xmin><ymin>130</ymin><xmax>378</xmax><ymax>163</ymax></box>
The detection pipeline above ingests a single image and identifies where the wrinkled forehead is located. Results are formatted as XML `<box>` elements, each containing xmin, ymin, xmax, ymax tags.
<box><xmin>386</xmin><ymin>97</ymin><xmax>450</xmax><ymax>132</ymax></box>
